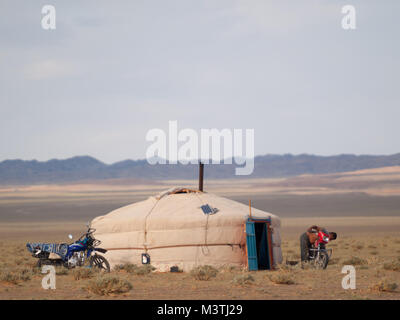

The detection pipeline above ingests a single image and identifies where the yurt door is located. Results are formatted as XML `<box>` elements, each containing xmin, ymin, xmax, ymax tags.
<box><xmin>245</xmin><ymin>221</ymin><xmax>258</xmax><ymax>271</ymax></box>
<box><xmin>246</xmin><ymin>219</ymin><xmax>272</xmax><ymax>271</ymax></box>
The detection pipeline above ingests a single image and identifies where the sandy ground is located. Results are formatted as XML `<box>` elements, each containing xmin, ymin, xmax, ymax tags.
<box><xmin>0</xmin><ymin>169</ymin><xmax>399</xmax><ymax>300</ymax></box>
<box><xmin>1</xmin><ymin>216</ymin><xmax>399</xmax><ymax>300</ymax></box>
<box><xmin>1</xmin><ymin>228</ymin><xmax>399</xmax><ymax>300</ymax></box>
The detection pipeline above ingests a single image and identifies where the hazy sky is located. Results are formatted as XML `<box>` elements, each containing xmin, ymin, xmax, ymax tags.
<box><xmin>1</xmin><ymin>0</ymin><xmax>399</xmax><ymax>163</ymax></box>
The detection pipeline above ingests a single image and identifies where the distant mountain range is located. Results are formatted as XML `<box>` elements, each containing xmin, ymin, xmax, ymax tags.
<box><xmin>1</xmin><ymin>153</ymin><xmax>400</xmax><ymax>185</ymax></box>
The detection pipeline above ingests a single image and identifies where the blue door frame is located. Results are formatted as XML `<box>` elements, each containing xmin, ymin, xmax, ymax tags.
<box><xmin>245</xmin><ymin>217</ymin><xmax>272</xmax><ymax>271</ymax></box>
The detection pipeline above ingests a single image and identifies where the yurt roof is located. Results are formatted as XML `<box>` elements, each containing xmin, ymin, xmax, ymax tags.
<box><xmin>92</xmin><ymin>187</ymin><xmax>281</xmax><ymax>234</ymax></box>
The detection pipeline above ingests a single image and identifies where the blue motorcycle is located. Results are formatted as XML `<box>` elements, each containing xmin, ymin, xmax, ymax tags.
<box><xmin>26</xmin><ymin>224</ymin><xmax>110</xmax><ymax>272</ymax></box>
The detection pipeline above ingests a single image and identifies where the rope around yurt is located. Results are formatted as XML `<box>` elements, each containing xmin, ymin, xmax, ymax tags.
<box><xmin>143</xmin><ymin>198</ymin><xmax>160</xmax><ymax>254</ymax></box>
<box><xmin>194</xmin><ymin>192</ymin><xmax>210</xmax><ymax>256</ymax></box>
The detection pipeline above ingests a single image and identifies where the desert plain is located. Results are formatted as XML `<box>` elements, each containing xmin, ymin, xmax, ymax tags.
<box><xmin>0</xmin><ymin>166</ymin><xmax>399</xmax><ymax>299</ymax></box>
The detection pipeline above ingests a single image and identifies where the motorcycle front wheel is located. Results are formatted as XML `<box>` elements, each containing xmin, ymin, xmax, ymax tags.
<box><xmin>315</xmin><ymin>251</ymin><xmax>329</xmax><ymax>269</ymax></box>
<box><xmin>89</xmin><ymin>254</ymin><xmax>110</xmax><ymax>273</ymax></box>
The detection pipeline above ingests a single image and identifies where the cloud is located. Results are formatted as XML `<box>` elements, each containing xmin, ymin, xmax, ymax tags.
<box><xmin>226</xmin><ymin>0</ymin><xmax>339</xmax><ymax>34</ymax></box>
<box><xmin>23</xmin><ymin>59</ymin><xmax>81</xmax><ymax>80</ymax></box>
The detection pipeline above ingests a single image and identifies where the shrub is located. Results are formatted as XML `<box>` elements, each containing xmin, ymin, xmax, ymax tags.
<box><xmin>55</xmin><ymin>266</ymin><xmax>69</xmax><ymax>275</ymax></box>
<box><xmin>73</xmin><ymin>268</ymin><xmax>96</xmax><ymax>280</ymax></box>
<box><xmin>231</xmin><ymin>274</ymin><xmax>254</xmax><ymax>286</ymax></box>
<box><xmin>300</xmin><ymin>261</ymin><xmax>314</xmax><ymax>270</ymax></box>
<box><xmin>114</xmin><ymin>263</ymin><xmax>136</xmax><ymax>272</ymax></box>
<box><xmin>0</xmin><ymin>268</ymin><xmax>32</xmax><ymax>284</ymax></box>
<box><xmin>383</xmin><ymin>261</ymin><xmax>400</xmax><ymax>272</ymax></box>
<box><xmin>284</xmin><ymin>260</ymin><xmax>299</xmax><ymax>267</ymax></box>
<box><xmin>0</xmin><ymin>271</ymin><xmax>19</xmax><ymax>284</ymax></box>
<box><xmin>366</xmin><ymin>256</ymin><xmax>380</xmax><ymax>265</ymax></box>
<box><xmin>113</xmin><ymin>264</ymin><xmax>124</xmax><ymax>271</ymax></box>
<box><xmin>115</xmin><ymin>263</ymin><xmax>155</xmax><ymax>275</ymax></box>
<box><xmin>134</xmin><ymin>265</ymin><xmax>155</xmax><ymax>275</ymax></box>
<box><xmin>278</xmin><ymin>263</ymin><xmax>292</xmax><ymax>271</ymax></box>
<box><xmin>370</xmin><ymin>280</ymin><xmax>398</xmax><ymax>292</ymax></box>
<box><xmin>31</xmin><ymin>266</ymin><xmax>43</xmax><ymax>275</ymax></box>
<box><xmin>190</xmin><ymin>265</ymin><xmax>218</xmax><ymax>281</ymax></box>
<box><xmin>329</xmin><ymin>258</ymin><xmax>340</xmax><ymax>265</ymax></box>
<box><xmin>15</xmin><ymin>268</ymin><xmax>32</xmax><ymax>282</ymax></box>
<box><xmin>228</xmin><ymin>266</ymin><xmax>238</xmax><ymax>272</ymax></box>
<box><xmin>86</xmin><ymin>275</ymin><xmax>133</xmax><ymax>295</ymax></box>
<box><xmin>342</xmin><ymin>256</ymin><xmax>367</xmax><ymax>265</ymax></box>
<box><xmin>220</xmin><ymin>265</ymin><xmax>246</xmax><ymax>273</ymax></box>
<box><xmin>268</xmin><ymin>272</ymin><xmax>295</xmax><ymax>285</ymax></box>
<box><xmin>14</xmin><ymin>259</ymin><xmax>23</xmax><ymax>266</ymax></box>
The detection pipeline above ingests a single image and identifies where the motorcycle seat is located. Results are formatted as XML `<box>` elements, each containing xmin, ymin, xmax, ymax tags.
<box><xmin>26</xmin><ymin>242</ymin><xmax>69</xmax><ymax>259</ymax></box>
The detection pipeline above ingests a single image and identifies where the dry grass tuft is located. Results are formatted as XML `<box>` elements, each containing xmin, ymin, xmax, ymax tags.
<box><xmin>219</xmin><ymin>265</ymin><xmax>242</xmax><ymax>273</ymax></box>
<box><xmin>0</xmin><ymin>271</ymin><xmax>20</xmax><ymax>284</ymax></box>
<box><xmin>226</xmin><ymin>265</ymin><xmax>239</xmax><ymax>272</ymax></box>
<box><xmin>0</xmin><ymin>268</ymin><xmax>32</xmax><ymax>284</ymax></box>
<box><xmin>231</xmin><ymin>274</ymin><xmax>254</xmax><ymax>286</ymax></box>
<box><xmin>114</xmin><ymin>263</ymin><xmax>135</xmax><ymax>272</ymax></box>
<box><xmin>329</xmin><ymin>258</ymin><xmax>340</xmax><ymax>265</ymax></box>
<box><xmin>268</xmin><ymin>272</ymin><xmax>296</xmax><ymax>285</ymax></box>
<box><xmin>55</xmin><ymin>266</ymin><xmax>69</xmax><ymax>275</ymax></box>
<box><xmin>73</xmin><ymin>267</ymin><xmax>97</xmax><ymax>280</ymax></box>
<box><xmin>383</xmin><ymin>261</ymin><xmax>400</xmax><ymax>272</ymax></box>
<box><xmin>370</xmin><ymin>280</ymin><xmax>398</xmax><ymax>293</ymax></box>
<box><xmin>300</xmin><ymin>261</ymin><xmax>315</xmax><ymax>270</ymax></box>
<box><xmin>114</xmin><ymin>263</ymin><xmax>155</xmax><ymax>275</ymax></box>
<box><xmin>134</xmin><ymin>265</ymin><xmax>156</xmax><ymax>275</ymax></box>
<box><xmin>86</xmin><ymin>275</ymin><xmax>133</xmax><ymax>295</ymax></box>
<box><xmin>342</xmin><ymin>256</ymin><xmax>367</xmax><ymax>265</ymax></box>
<box><xmin>16</xmin><ymin>268</ymin><xmax>33</xmax><ymax>281</ymax></box>
<box><xmin>14</xmin><ymin>258</ymin><xmax>24</xmax><ymax>266</ymax></box>
<box><xmin>190</xmin><ymin>265</ymin><xmax>218</xmax><ymax>281</ymax></box>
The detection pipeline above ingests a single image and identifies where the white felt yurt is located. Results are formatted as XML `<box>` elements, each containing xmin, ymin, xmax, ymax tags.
<box><xmin>91</xmin><ymin>187</ymin><xmax>282</xmax><ymax>272</ymax></box>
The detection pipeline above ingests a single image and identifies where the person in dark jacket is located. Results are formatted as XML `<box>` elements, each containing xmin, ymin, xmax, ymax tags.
<box><xmin>300</xmin><ymin>225</ymin><xmax>320</xmax><ymax>262</ymax></box>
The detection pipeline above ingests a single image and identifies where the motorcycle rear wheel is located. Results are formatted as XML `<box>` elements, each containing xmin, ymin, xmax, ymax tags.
<box><xmin>89</xmin><ymin>254</ymin><xmax>110</xmax><ymax>273</ymax></box>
